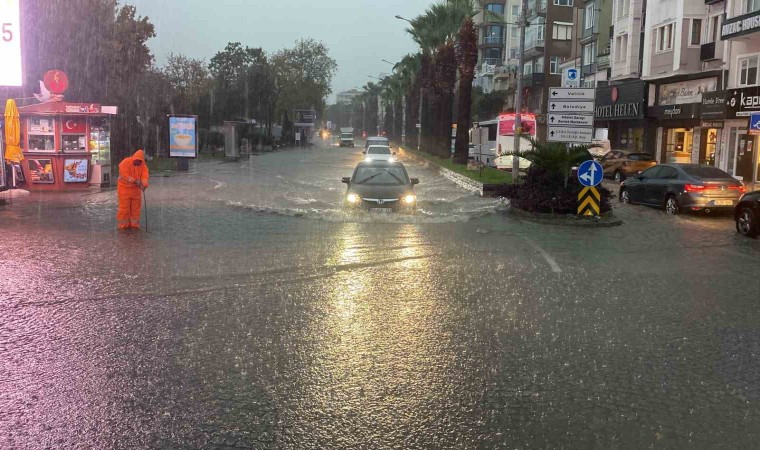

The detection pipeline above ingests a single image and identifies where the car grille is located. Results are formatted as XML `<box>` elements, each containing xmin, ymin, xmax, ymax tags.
<box><xmin>362</xmin><ymin>198</ymin><xmax>399</xmax><ymax>206</ymax></box>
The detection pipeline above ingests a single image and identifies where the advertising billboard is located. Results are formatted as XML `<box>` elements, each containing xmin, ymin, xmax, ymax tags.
<box><xmin>168</xmin><ymin>115</ymin><xmax>198</xmax><ymax>158</ymax></box>
<box><xmin>0</xmin><ymin>0</ymin><xmax>22</xmax><ymax>86</ymax></box>
<box><xmin>28</xmin><ymin>159</ymin><xmax>54</xmax><ymax>184</ymax></box>
<box><xmin>294</xmin><ymin>109</ymin><xmax>317</xmax><ymax>127</ymax></box>
<box><xmin>63</xmin><ymin>159</ymin><xmax>89</xmax><ymax>183</ymax></box>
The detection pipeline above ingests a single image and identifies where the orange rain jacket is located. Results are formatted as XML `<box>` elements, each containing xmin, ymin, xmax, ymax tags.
<box><xmin>118</xmin><ymin>150</ymin><xmax>150</xmax><ymax>194</ymax></box>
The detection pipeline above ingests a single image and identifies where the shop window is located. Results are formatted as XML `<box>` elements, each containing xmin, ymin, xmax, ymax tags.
<box><xmin>738</xmin><ymin>55</ymin><xmax>759</xmax><ymax>87</ymax></box>
<box><xmin>553</xmin><ymin>23</ymin><xmax>572</xmax><ymax>40</ymax></box>
<box><xmin>690</xmin><ymin>19</ymin><xmax>702</xmax><ymax>46</ymax></box>
<box><xmin>656</xmin><ymin>23</ymin><xmax>674</xmax><ymax>53</ymax></box>
<box><xmin>665</xmin><ymin>128</ymin><xmax>693</xmax><ymax>163</ymax></box>
<box><xmin>27</xmin><ymin>117</ymin><xmax>55</xmax><ymax>151</ymax></box>
<box><xmin>62</xmin><ymin>134</ymin><xmax>86</xmax><ymax>152</ymax></box>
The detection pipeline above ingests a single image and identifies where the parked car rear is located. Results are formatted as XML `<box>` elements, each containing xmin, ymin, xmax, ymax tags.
<box><xmin>619</xmin><ymin>164</ymin><xmax>746</xmax><ymax>215</ymax></box>
<box><xmin>601</xmin><ymin>150</ymin><xmax>657</xmax><ymax>182</ymax></box>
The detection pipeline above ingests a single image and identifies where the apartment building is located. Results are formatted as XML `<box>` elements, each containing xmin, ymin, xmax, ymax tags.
<box><xmin>474</xmin><ymin>1</ymin><xmax>512</xmax><ymax>93</ymax></box>
<box><xmin>579</xmin><ymin>0</ymin><xmax>613</xmax><ymax>87</ymax></box>
<box><xmin>641</xmin><ymin>0</ymin><xmax>722</xmax><ymax>165</ymax></box>
<box><xmin>493</xmin><ymin>0</ymin><xmax>522</xmax><ymax>94</ymax></box>
<box><xmin>521</xmin><ymin>0</ymin><xmax>577</xmax><ymax>141</ymax></box>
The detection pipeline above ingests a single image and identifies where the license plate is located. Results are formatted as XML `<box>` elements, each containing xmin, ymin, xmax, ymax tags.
<box><xmin>713</xmin><ymin>200</ymin><xmax>733</xmax><ymax>206</ymax></box>
<box><xmin>370</xmin><ymin>208</ymin><xmax>392</xmax><ymax>213</ymax></box>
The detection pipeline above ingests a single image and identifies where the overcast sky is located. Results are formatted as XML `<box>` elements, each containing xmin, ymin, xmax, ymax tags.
<box><xmin>124</xmin><ymin>0</ymin><xmax>431</xmax><ymax>103</ymax></box>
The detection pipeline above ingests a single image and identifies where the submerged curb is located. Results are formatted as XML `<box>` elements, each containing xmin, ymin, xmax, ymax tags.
<box><xmin>505</xmin><ymin>206</ymin><xmax>623</xmax><ymax>227</ymax></box>
<box><xmin>397</xmin><ymin>147</ymin><xmax>485</xmax><ymax>196</ymax></box>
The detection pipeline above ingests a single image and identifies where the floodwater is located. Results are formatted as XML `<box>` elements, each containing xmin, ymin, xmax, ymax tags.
<box><xmin>2</xmin><ymin>139</ymin><xmax>760</xmax><ymax>449</ymax></box>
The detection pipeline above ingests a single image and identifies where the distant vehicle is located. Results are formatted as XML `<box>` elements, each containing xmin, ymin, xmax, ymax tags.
<box><xmin>619</xmin><ymin>164</ymin><xmax>746</xmax><ymax>215</ymax></box>
<box><xmin>341</xmin><ymin>160</ymin><xmax>419</xmax><ymax>213</ymax></box>
<box><xmin>363</xmin><ymin>145</ymin><xmax>395</xmax><ymax>162</ymax></box>
<box><xmin>365</xmin><ymin>136</ymin><xmax>390</xmax><ymax>149</ymax></box>
<box><xmin>339</xmin><ymin>127</ymin><xmax>354</xmax><ymax>147</ymax></box>
<box><xmin>735</xmin><ymin>190</ymin><xmax>760</xmax><ymax>238</ymax></box>
<box><xmin>601</xmin><ymin>150</ymin><xmax>657</xmax><ymax>182</ymax></box>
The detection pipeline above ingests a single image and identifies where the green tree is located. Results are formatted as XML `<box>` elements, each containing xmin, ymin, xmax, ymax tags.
<box><xmin>164</xmin><ymin>54</ymin><xmax>213</xmax><ymax>116</ymax></box>
<box><xmin>454</xmin><ymin>17</ymin><xmax>478</xmax><ymax>164</ymax></box>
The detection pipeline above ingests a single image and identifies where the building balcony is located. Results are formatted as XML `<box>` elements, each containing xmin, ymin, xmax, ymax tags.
<box><xmin>524</xmin><ymin>39</ymin><xmax>545</xmax><ymax>58</ymax></box>
<box><xmin>482</xmin><ymin>58</ymin><xmax>502</xmax><ymax>67</ymax></box>
<box><xmin>522</xmin><ymin>72</ymin><xmax>545</xmax><ymax>87</ymax></box>
<box><xmin>700</xmin><ymin>42</ymin><xmax>717</xmax><ymax>61</ymax></box>
<box><xmin>581</xmin><ymin>63</ymin><xmax>598</xmax><ymax>76</ymax></box>
<box><xmin>581</xmin><ymin>23</ymin><xmax>599</xmax><ymax>42</ymax></box>
<box><xmin>481</xmin><ymin>36</ymin><xmax>505</xmax><ymax>46</ymax></box>
<box><xmin>527</xmin><ymin>0</ymin><xmax>547</xmax><ymax>17</ymax></box>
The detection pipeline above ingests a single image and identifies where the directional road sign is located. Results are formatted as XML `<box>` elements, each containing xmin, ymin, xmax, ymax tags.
<box><xmin>548</xmin><ymin>113</ymin><xmax>594</xmax><ymax>127</ymax></box>
<box><xmin>549</xmin><ymin>88</ymin><xmax>596</xmax><ymax>101</ymax></box>
<box><xmin>750</xmin><ymin>112</ymin><xmax>760</xmax><ymax>136</ymax></box>
<box><xmin>578</xmin><ymin>186</ymin><xmax>601</xmax><ymax>216</ymax></box>
<box><xmin>547</xmin><ymin>100</ymin><xmax>595</xmax><ymax>114</ymax></box>
<box><xmin>547</xmin><ymin>126</ymin><xmax>594</xmax><ymax>144</ymax></box>
<box><xmin>577</xmin><ymin>160</ymin><xmax>603</xmax><ymax>187</ymax></box>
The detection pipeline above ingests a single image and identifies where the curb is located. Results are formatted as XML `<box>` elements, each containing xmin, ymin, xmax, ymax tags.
<box><xmin>505</xmin><ymin>207</ymin><xmax>623</xmax><ymax>227</ymax></box>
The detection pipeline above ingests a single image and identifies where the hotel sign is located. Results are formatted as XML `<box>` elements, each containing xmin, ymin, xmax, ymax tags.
<box><xmin>594</xmin><ymin>81</ymin><xmax>646</xmax><ymax>120</ymax></box>
<box><xmin>721</xmin><ymin>11</ymin><xmax>760</xmax><ymax>40</ymax></box>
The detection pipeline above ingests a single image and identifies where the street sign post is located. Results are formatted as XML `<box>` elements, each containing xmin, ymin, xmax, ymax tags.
<box><xmin>547</xmin><ymin>87</ymin><xmax>596</xmax><ymax>145</ymax></box>
<box><xmin>577</xmin><ymin>160</ymin><xmax>603</xmax><ymax>216</ymax></box>
<box><xmin>750</xmin><ymin>112</ymin><xmax>760</xmax><ymax>135</ymax></box>
<box><xmin>562</xmin><ymin>68</ymin><xmax>579</xmax><ymax>88</ymax></box>
<box><xmin>577</xmin><ymin>160</ymin><xmax>603</xmax><ymax>187</ymax></box>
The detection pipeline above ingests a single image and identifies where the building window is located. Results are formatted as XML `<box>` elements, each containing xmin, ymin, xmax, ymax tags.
<box><xmin>747</xmin><ymin>0</ymin><xmax>760</xmax><ymax>14</ymax></box>
<box><xmin>615</xmin><ymin>34</ymin><xmax>628</xmax><ymax>62</ymax></box>
<box><xmin>554</xmin><ymin>0</ymin><xmax>573</xmax><ymax>6</ymax></box>
<box><xmin>484</xmin><ymin>25</ymin><xmax>504</xmax><ymax>44</ymax></box>
<box><xmin>585</xmin><ymin>3</ymin><xmax>596</xmax><ymax>30</ymax></box>
<box><xmin>509</xmin><ymin>47</ymin><xmax>518</xmax><ymax>59</ymax></box>
<box><xmin>709</xmin><ymin>16</ymin><xmax>720</xmax><ymax>43</ymax></box>
<box><xmin>484</xmin><ymin>47</ymin><xmax>502</xmax><ymax>66</ymax></box>
<box><xmin>486</xmin><ymin>3</ymin><xmax>505</xmax><ymax>14</ymax></box>
<box><xmin>535</xmin><ymin>57</ymin><xmax>544</xmax><ymax>73</ymax></box>
<box><xmin>511</xmin><ymin>25</ymin><xmax>518</xmax><ymax>38</ymax></box>
<box><xmin>549</xmin><ymin>56</ymin><xmax>562</xmax><ymax>74</ymax></box>
<box><xmin>738</xmin><ymin>55</ymin><xmax>759</xmax><ymax>87</ymax></box>
<box><xmin>656</xmin><ymin>23</ymin><xmax>674</xmax><ymax>53</ymax></box>
<box><xmin>553</xmin><ymin>23</ymin><xmax>572</xmax><ymax>40</ymax></box>
<box><xmin>690</xmin><ymin>19</ymin><xmax>702</xmax><ymax>46</ymax></box>
<box><xmin>523</xmin><ymin>61</ymin><xmax>533</xmax><ymax>75</ymax></box>
<box><xmin>526</xmin><ymin>17</ymin><xmax>545</xmax><ymax>49</ymax></box>
<box><xmin>617</xmin><ymin>0</ymin><xmax>629</xmax><ymax>18</ymax></box>
<box><xmin>583</xmin><ymin>42</ymin><xmax>597</xmax><ymax>66</ymax></box>
<box><xmin>512</xmin><ymin>4</ymin><xmax>520</xmax><ymax>16</ymax></box>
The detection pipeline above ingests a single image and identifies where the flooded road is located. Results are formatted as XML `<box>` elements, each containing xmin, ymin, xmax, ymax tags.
<box><xmin>2</xmin><ymin>139</ymin><xmax>760</xmax><ymax>449</ymax></box>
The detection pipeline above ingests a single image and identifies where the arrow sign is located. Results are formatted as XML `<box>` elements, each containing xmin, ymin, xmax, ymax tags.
<box><xmin>549</xmin><ymin>87</ymin><xmax>596</xmax><ymax>100</ymax></box>
<box><xmin>547</xmin><ymin>113</ymin><xmax>594</xmax><ymax>127</ymax></box>
<box><xmin>547</xmin><ymin>126</ymin><xmax>594</xmax><ymax>144</ymax></box>
<box><xmin>546</xmin><ymin>100</ymin><xmax>594</xmax><ymax>113</ymax></box>
<box><xmin>577</xmin><ymin>160</ymin><xmax>603</xmax><ymax>187</ymax></box>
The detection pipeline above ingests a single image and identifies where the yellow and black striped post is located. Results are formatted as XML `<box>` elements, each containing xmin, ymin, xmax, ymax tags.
<box><xmin>578</xmin><ymin>186</ymin><xmax>600</xmax><ymax>216</ymax></box>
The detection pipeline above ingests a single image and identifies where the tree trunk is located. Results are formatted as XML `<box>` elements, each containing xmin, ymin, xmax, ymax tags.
<box><xmin>455</xmin><ymin>18</ymin><xmax>479</xmax><ymax>165</ymax></box>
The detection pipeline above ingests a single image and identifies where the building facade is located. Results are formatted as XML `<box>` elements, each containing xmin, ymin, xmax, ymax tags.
<box><xmin>475</xmin><ymin>1</ymin><xmax>511</xmax><ymax>93</ymax></box>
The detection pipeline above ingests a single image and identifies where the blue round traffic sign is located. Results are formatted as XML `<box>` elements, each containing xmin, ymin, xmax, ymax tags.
<box><xmin>578</xmin><ymin>160</ymin><xmax>603</xmax><ymax>187</ymax></box>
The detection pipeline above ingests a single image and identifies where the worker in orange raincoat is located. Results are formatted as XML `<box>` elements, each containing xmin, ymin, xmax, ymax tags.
<box><xmin>117</xmin><ymin>150</ymin><xmax>150</xmax><ymax>229</ymax></box>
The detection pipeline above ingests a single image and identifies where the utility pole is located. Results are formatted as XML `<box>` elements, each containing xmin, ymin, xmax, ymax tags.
<box><xmin>418</xmin><ymin>88</ymin><xmax>424</xmax><ymax>150</ymax></box>
<box><xmin>512</xmin><ymin>0</ymin><xmax>528</xmax><ymax>182</ymax></box>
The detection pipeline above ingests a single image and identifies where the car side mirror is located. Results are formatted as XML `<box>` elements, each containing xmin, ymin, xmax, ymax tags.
<box><xmin>341</xmin><ymin>177</ymin><xmax>351</xmax><ymax>184</ymax></box>
<box><xmin>411</xmin><ymin>178</ymin><xmax>420</xmax><ymax>185</ymax></box>
<box><xmin>362</xmin><ymin>151</ymin><xmax>366</xmax><ymax>155</ymax></box>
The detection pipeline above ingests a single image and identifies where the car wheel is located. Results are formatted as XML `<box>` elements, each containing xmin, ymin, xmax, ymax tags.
<box><xmin>665</xmin><ymin>195</ymin><xmax>680</xmax><ymax>215</ymax></box>
<box><xmin>619</xmin><ymin>188</ymin><xmax>630</xmax><ymax>204</ymax></box>
<box><xmin>614</xmin><ymin>170</ymin><xmax>624</xmax><ymax>182</ymax></box>
<box><xmin>736</xmin><ymin>207</ymin><xmax>760</xmax><ymax>238</ymax></box>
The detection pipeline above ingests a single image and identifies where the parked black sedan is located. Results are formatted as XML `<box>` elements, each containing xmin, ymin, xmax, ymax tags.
<box><xmin>619</xmin><ymin>164</ymin><xmax>746</xmax><ymax>215</ymax></box>
<box><xmin>735</xmin><ymin>190</ymin><xmax>760</xmax><ymax>238</ymax></box>
<box><xmin>342</xmin><ymin>160</ymin><xmax>419</xmax><ymax>213</ymax></box>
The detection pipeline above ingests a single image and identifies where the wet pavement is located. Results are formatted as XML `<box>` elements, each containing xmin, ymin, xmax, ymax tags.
<box><xmin>2</xmin><ymin>139</ymin><xmax>760</xmax><ymax>449</ymax></box>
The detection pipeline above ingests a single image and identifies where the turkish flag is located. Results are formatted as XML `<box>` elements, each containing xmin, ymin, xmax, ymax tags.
<box><xmin>63</xmin><ymin>117</ymin><xmax>86</xmax><ymax>134</ymax></box>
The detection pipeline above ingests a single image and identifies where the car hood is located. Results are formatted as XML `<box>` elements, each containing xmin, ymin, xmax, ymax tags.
<box><xmin>349</xmin><ymin>183</ymin><xmax>412</xmax><ymax>199</ymax></box>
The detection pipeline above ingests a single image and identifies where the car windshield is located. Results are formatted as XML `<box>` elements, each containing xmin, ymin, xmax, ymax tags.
<box><xmin>354</xmin><ymin>166</ymin><xmax>408</xmax><ymax>185</ymax></box>
<box><xmin>367</xmin><ymin>146</ymin><xmax>391</xmax><ymax>154</ymax></box>
<box><xmin>627</xmin><ymin>153</ymin><xmax>654</xmax><ymax>161</ymax></box>
<box><xmin>683</xmin><ymin>166</ymin><xmax>732</xmax><ymax>178</ymax></box>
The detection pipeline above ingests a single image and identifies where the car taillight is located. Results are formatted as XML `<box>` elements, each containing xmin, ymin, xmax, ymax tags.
<box><xmin>729</xmin><ymin>185</ymin><xmax>747</xmax><ymax>193</ymax></box>
<box><xmin>684</xmin><ymin>184</ymin><xmax>705</xmax><ymax>192</ymax></box>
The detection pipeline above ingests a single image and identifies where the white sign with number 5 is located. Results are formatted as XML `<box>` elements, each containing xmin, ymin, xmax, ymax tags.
<box><xmin>0</xmin><ymin>0</ymin><xmax>22</xmax><ymax>86</ymax></box>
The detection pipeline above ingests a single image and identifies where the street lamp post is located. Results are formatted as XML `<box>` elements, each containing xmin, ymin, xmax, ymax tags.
<box><xmin>394</xmin><ymin>15</ymin><xmax>423</xmax><ymax>150</ymax></box>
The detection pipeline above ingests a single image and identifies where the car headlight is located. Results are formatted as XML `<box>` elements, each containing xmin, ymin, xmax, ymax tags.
<box><xmin>346</xmin><ymin>193</ymin><xmax>361</xmax><ymax>204</ymax></box>
<box><xmin>365</xmin><ymin>157</ymin><xmax>373</xmax><ymax>162</ymax></box>
<box><xmin>388</xmin><ymin>157</ymin><xmax>396</xmax><ymax>163</ymax></box>
<box><xmin>403</xmin><ymin>194</ymin><xmax>416</xmax><ymax>204</ymax></box>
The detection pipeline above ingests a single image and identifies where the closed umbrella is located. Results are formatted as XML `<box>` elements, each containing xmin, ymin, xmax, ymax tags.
<box><xmin>4</xmin><ymin>99</ymin><xmax>23</xmax><ymax>164</ymax></box>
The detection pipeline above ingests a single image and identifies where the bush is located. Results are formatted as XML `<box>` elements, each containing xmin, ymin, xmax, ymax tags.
<box><xmin>496</xmin><ymin>166</ymin><xmax>612</xmax><ymax>214</ymax></box>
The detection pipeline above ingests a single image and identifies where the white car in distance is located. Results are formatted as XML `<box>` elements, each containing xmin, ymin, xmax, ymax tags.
<box><xmin>363</xmin><ymin>145</ymin><xmax>396</xmax><ymax>162</ymax></box>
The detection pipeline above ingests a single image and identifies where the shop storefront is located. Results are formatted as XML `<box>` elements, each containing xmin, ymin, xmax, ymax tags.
<box><xmin>699</xmin><ymin>90</ymin><xmax>728</xmax><ymax>167</ymax></box>
<box><xmin>650</xmin><ymin>77</ymin><xmax>719</xmax><ymax>164</ymax></box>
<box><xmin>18</xmin><ymin>102</ymin><xmax>117</xmax><ymax>192</ymax></box>
<box><xmin>594</xmin><ymin>80</ymin><xmax>653</xmax><ymax>154</ymax></box>
<box><xmin>723</xmin><ymin>86</ymin><xmax>760</xmax><ymax>187</ymax></box>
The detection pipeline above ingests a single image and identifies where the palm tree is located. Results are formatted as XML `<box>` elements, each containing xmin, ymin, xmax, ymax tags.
<box><xmin>454</xmin><ymin>17</ymin><xmax>478</xmax><ymax>164</ymax></box>
<box><xmin>393</xmin><ymin>53</ymin><xmax>421</xmax><ymax>143</ymax></box>
<box><xmin>504</xmin><ymin>140</ymin><xmax>596</xmax><ymax>187</ymax></box>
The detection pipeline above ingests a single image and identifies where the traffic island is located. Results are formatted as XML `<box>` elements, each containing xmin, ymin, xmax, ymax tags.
<box><xmin>505</xmin><ymin>206</ymin><xmax>623</xmax><ymax>227</ymax></box>
<box><xmin>396</xmin><ymin>146</ymin><xmax>511</xmax><ymax>197</ymax></box>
